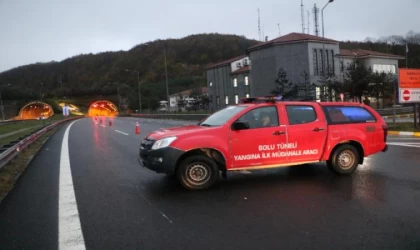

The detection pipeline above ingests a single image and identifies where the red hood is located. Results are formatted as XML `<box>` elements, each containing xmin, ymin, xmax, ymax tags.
<box><xmin>147</xmin><ymin>125</ymin><xmax>215</xmax><ymax>140</ymax></box>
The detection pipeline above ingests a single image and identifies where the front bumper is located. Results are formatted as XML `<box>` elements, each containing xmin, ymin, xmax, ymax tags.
<box><xmin>138</xmin><ymin>146</ymin><xmax>185</xmax><ymax>175</ymax></box>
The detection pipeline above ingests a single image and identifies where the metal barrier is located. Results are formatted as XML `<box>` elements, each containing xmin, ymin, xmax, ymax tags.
<box><xmin>0</xmin><ymin>116</ymin><xmax>82</xmax><ymax>170</ymax></box>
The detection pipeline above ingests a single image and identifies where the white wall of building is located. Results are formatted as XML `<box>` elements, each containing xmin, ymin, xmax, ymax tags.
<box><xmin>230</xmin><ymin>57</ymin><xmax>250</xmax><ymax>72</ymax></box>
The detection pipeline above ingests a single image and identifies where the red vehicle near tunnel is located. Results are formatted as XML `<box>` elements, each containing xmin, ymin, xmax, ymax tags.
<box><xmin>138</xmin><ymin>97</ymin><xmax>389</xmax><ymax>190</ymax></box>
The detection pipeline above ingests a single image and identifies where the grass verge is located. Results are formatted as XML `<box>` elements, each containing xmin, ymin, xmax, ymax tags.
<box><xmin>0</xmin><ymin>126</ymin><xmax>42</xmax><ymax>146</ymax></box>
<box><xmin>0</xmin><ymin>125</ymin><xmax>61</xmax><ymax>203</ymax></box>
<box><xmin>387</xmin><ymin>122</ymin><xmax>420</xmax><ymax>132</ymax></box>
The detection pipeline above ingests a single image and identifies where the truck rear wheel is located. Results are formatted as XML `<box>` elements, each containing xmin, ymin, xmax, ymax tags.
<box><xmin>176</xmin><ymin>155</ymin><xmax>219</xmax><ymax>190</ymax></box>
<box><xmin>327</xmin><ymin>144</ymin><xmax>359</xmax><ymax>175</ymax></box>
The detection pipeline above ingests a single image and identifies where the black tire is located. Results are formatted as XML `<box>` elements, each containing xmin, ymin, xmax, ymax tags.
<box><xmin>327</xmin><ymin>144</ymin><xmax>360</xmax><ymax>175</ymax></box>
<box><xmin>176</xmin><ymin>155</ymin><xmax>219</xmax><ymax>190</ymax></box>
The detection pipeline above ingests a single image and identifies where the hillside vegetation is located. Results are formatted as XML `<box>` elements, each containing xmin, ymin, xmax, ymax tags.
<box><xmin>0</xmin><ymin>32</ymin><xmax>419</xmax><ymax>110</ymax></box>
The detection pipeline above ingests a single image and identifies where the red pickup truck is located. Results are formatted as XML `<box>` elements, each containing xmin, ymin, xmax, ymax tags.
<box><xmin>138</xmin><ymin>97</ymin><xmax>388</xmax><ymax>190</ymax></box>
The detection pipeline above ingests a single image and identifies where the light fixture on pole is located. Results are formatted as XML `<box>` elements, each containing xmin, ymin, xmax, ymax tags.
<box><xmin>0</xmin><ymin>84</ymin><xmax>10</xmax><ymax>121</ymax></box>
<box><xmin>321</xmin><ymin>0</ymin><xmax>334</xmax><ymax>101</ymax></box>
<box><xmin>108</xmin><ymin>82</ymin><xmax>121</xmax><ymax>111</ymax></box>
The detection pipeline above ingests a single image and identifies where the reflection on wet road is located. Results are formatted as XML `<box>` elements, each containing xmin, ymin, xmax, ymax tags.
<box><xmin>0</xmin><ymin>119</ymin><xmax>419</xmax><ymax>250</ymax></box>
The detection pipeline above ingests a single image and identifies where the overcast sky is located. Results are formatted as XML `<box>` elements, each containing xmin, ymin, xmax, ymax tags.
<box><xmin>0</xmin><ymin>0</ymin><xmax>418</xmax><ymax>73</ymax></box>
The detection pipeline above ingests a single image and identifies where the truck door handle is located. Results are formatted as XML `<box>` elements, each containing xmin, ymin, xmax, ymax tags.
<box><xmin>273</xmin><ymin>131</ymin><xmax>285</xmax><ymax>136</ymax></box>
<box><xmin>313</xmin><ymin>127</ymin><xmax>324</xmax><ymax>132</ymax></box>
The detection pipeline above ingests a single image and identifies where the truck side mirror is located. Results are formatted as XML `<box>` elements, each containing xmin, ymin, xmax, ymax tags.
<box><xmin>232</xmin><ymin>120</ymin><xmax>250</xmax><ymax>130</ymax></box>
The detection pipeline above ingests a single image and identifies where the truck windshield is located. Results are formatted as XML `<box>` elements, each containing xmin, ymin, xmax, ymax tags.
<box><xmin>199</xmin><ymin>106</ymin><xmax>246</xmax><ymax>126</ymax></box>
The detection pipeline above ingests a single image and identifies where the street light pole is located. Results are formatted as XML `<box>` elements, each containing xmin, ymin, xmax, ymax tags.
<box><xmin>137</xmin><ymin>71</ymin><xmax>141</xmax><ymax>113</ymax></box>
<box><xmin>0</xmin><ymin>90</ymin><xmax>4</xmax><ymax>121</ymax></box>
<box><xmin>125</xmin><ymin>69</ymin><xmax>142</xmax><ymax>113</ymax></box>
<box><xmin>321</xmin><ymin>0</ymin><xmax>334</xmax><ymax>102</ymax></box>
<box><xmin>164</xmin><ymin>45</ymin><xmax>169</xmax><ymax>110</ymax></box>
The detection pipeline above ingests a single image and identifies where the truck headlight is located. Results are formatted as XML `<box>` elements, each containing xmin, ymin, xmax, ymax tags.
<box><xmin>151</xmin><ymin>136</ymin><xmax>177</xmax><ymax>150</ymax></box>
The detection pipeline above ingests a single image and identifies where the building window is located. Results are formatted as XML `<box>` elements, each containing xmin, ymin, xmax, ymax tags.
<box><xmin>233</xmin><ymin>78</ymin><xmax>237</xmax><ymax>87</ymax></box>
<box><xmin>313</xmin><ymin>49</ymin><xmax>319</xmax><ymax>76</ymax></box>
<box><xmin>330</xmin><ymin>50</ymin><xmax>335</xmax><ymax>74</ymax></box>
<box><xmin>235</xmin><ymin>95</ymin><xmax>239</xmax><ymax>104</ymax></box>
<box><xmin>316</xmin><ymin>87</ymin><xmax>321</xmax><ymax>102</ymax></box>
<box><xmin>340</xmin><ymin>61</ymin><xmax>344</xmax><ymax>72</ymax></box>
<box><xmin>225</xmin><ymin>95</ymin><xmax>229</xmax><ymax>105</ymax></box>
<box><xmin>326</xmin><ymin>50</ymin><xmax>330</xmax><ymax>74</ymax></box>
<box><xmin>373</xmin><ymin>64</ymin><xmax>396</xmax><ymax>74</ymax></box>
<box><xmin>245</xmin><ymin>75</ymin><xmax>249</xmax><ymax>86</ymax></box>
<box><xmin>319</xmin><ymin>49</ymin><xmax>323</xmax><ymax>76</ymax></box>
<box><xmin>246</xmin><ymin>94</ymin><xmax>250</xmax><ymax>98</ymax></box>
<box><xmin>209</xmin><ymin>82</ymin><xmax>213</xmax><ymax>87</ymax></box>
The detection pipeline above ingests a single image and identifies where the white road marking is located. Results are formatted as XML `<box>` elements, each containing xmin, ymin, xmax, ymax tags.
<box><xmin>59</xmin><ymin>120</ymin><xmax>86</xmax><ymax>250</ymax></box>
<box><xmin>139</xmin><ymin>194</ymin><xmax>173</xmax><ymax>224</ymax></box>
<box><xmin>115</xmin><ymin>130</ymin><xmax>129</xmax><ymax>136</ymax></box>
<box><xmin>387</xmin><ymin>142</ymin><xmax>420</xmax><ymax>148</ymax></box>
<box><xmin>100</xmin><ymin>124</ymin><xmax>106</xmax><ymax>128</ymax></box>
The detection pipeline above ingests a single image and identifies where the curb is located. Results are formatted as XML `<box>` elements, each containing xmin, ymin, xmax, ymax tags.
<box><xmin>389</xmin><ymin>131</ymin><xmax>420</xmax><ymax>137</ymax></box>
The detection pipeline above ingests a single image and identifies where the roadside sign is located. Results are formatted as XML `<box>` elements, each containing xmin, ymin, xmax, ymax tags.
<box><xmin>399</xmin><ymin>69</ymin><xmax>420</xmax><ymax>103</ymax></box>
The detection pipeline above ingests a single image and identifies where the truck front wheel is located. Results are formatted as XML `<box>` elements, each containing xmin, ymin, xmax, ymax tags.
<box><xmin>176</xmin><ymin>155</ymin><xmax>219</xmax><ymax>190</ymax></box>
<box><xmin>327</xmin><ymin>144</ymin><xmax>360</xmax><ymax>175</ymax></box>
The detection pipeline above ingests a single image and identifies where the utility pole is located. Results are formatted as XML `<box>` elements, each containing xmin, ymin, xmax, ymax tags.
<box><xmin>322</xmin><ymin>0</ymin><xmax>334</xmax><ymax>101</ymax></box>
<box><xmin>0</xmin><ymin>90</ymin><xmax>4</xmax><ymax>121</ymax></box>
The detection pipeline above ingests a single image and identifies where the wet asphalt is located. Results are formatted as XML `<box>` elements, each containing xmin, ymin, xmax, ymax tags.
<box><xmin>0</xmin><ymin>117</ymin><xmax>419</xmax><ymax>250</ymax></box>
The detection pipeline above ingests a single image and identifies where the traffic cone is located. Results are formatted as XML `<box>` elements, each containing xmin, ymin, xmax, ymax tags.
<box><xmin>135</xmin><ymin>122</ymin><xmax>140</xmax><ymax>134</ymax></box>
<box><xmin>109</xmin><ymin>119</ymin><xmax>112</xmax><ymax>126</ymax></box>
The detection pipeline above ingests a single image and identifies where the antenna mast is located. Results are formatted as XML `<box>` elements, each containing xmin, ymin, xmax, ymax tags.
<box><xmin>258</xmin><ymin>8</ymin><xmax>261</xmax><ymax>41</ymax></box>
<box><xmin>278</xmin><ymin>23</ymin><xmax>281</xmax><ymax>36</ymax></box>
<box><xmin>313</xmin><ymin>3</ymin><xmax>320</xmax><ymax>36</ymax></box>
<box><xmin>301</xmin><ymin>0</ymin><xmax>305</xmax><ymax>33</ymax></box>
<box><xmin>307</xmin><ymin>10</ymin><xmax>310</xmax><ymax>34</ymax></box>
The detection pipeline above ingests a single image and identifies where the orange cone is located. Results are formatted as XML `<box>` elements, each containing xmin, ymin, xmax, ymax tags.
<box><xmin>135</xmin><ymin>122</ymin><xmax>140</xmax><ymax>134</ymax></box>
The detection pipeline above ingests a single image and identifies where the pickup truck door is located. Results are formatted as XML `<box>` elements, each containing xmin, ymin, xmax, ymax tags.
<box><xmin>229</xmin><ymin>105</ymin><xmax>289</xmax><ymax>169</ymax></box>
<box><xmin>284</xmin><ymin>104</ymin><xmax>327</xmax><ymax>163</ymax></box>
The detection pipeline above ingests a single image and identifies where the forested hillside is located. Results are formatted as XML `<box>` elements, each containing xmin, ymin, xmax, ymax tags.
<box><xmin>0</xmin><ymin>31</ymin><xmax>419</xmax><ymax>110</ymax></box>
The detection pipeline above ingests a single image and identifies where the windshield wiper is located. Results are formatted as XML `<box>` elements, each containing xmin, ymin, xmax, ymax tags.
<box><xmin>200</xmin><ymin>123</ymin><xmax>212</xmax><ymax>127</ymax></box>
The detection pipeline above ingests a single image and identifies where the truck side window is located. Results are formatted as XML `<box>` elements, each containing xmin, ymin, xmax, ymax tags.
<box><xmin>236</xmin><ymin>106</ymin><xmax>279</xmax><ymax>129</ymax></box>
<box><xmin>324</xmin><ymin>106</ymin><xmax>376</xmax><ymax>124</ymax></box>
<box><xmin>286</xmin><ymin>105</ymin><xmax>317</xmax><ymax>125</ymax></box>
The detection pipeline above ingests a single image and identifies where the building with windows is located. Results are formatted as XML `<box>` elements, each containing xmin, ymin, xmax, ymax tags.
<box><xmin>206</xmin><ymin>55</ymin><xmax>251</xmax><ymax>111</ymax></box>
<box><xmin>206</xmin><ymin>32</ymin><xmax>404</xmax><ymax>111</ymax></box>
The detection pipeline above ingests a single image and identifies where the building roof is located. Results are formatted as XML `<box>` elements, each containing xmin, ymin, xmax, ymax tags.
<box><xmin>231</xmin><ymin>65</ymin><xmax>250</xmax><ymax>75</ymax></box>
<box><xmin>338</xmin><ymin>49</ymin><xmax>405</xmax><ymax>59</ymax></box>
<box><xmin>247</xmin><ymin>32</ymin><xmax>339</xmax><ymax>52</ymax></box>
<box><xmin>170</xmin><ymin>87</ymin><xmax>208</xmax><ymax>97</ymax></box>
<box><xmin>205</xmin><ymin>55</ymin><xmax>247</xmax><ymax>70</ymax></box>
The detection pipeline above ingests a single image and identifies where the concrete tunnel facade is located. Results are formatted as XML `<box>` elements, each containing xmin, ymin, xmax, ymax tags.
<box><xmin>88</xmin><ymin>100</ymin><xmax>119</xmax><ymax>117</ymax></box>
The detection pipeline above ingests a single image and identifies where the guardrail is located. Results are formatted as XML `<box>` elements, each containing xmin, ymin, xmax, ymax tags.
<box><xmin>130</xmin><ymin>113</ymin><xmax>209</xmax><ymax>121</ymax></box>
<box><xmin>0</xmin><ymin>116</ymin><xmax>82</xmax><ymax>171</ymax></box>
<box><xmin>375</xmin><ymin>107</ymin><xmax>414</xmax><ymax>116</ymax></box>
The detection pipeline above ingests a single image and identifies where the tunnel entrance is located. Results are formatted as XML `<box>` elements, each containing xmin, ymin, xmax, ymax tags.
<box><xmin>88</xmin><ymin>100</ymin><xmax>118</xmax><ymax>117</ymax></box>
<box><xmin>18</xmin><ymin>101</ymin><xmax>54</xmax><ymax>120</ymax></box>
<box><xmin>58</xmin><ymin>102</ymin><xmax>84</xmax><ymax>115</ymax></box>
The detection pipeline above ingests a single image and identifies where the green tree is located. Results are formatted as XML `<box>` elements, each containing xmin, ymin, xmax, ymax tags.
<box><xmin>271</xmin><ymin>68</ymin><xmax>298</xmax><ymax>100</ymax></box>
<box><xmin>343</xmin><ymin>60</ymin><xmax>372</xmax><ymax>103</ymax></box>
<box><xmin>298</xmin><ymin>71</ymin><xmax>316</xmax><ymax>101</ymax></box>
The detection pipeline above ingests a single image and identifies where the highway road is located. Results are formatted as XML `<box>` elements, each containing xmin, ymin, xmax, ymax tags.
<box><xmin>0</xmin><ymin>117</ymin><xmax>420</xmax><ymax>250</ymax></box>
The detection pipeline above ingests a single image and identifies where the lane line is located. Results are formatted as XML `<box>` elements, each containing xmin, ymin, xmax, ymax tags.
<box><xmin>100</xmin><ymin>124</ymin><xmax>106</xmax><ymax>128</ymax></box>
<box><xmin>139</xmin><ymin>194</ymin><xmax>173</xmax><ymax>224</ymax></box>
<box><xmin>387</xmin><ymin>142</ymin><xmax>420</xmax><ymax>148</ymax></box>
<box><xmin>115</xmin><ymin>130</ymin><xmax>129</xmax><ymax>136</ymax></box>
<box><xmin>59</xmin><ymin>120</ymin><xmax>86</xmax><ymax>250</ymax></box>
